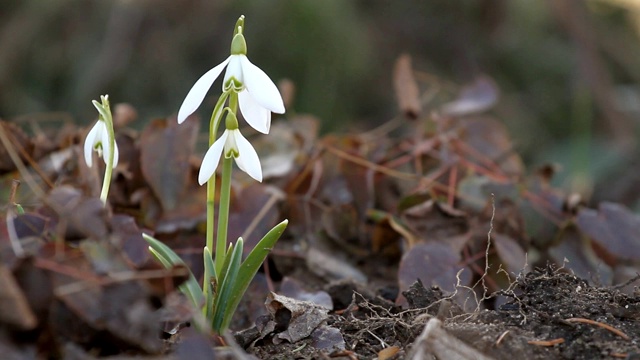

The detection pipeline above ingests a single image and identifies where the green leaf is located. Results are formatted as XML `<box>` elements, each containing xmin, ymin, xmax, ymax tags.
<box><xmin>143</xmin><ymin>233</ymin><xmax>204</xmax><ymax>309</ymax></box>
<box><xmin>217</xmin><ymin>242</ymin><xmax>234</xmax><ymax>287</ymax></box>
<box><xmin>148</xmin><ymin>247</ymin><xmax>172</xmax><ymax>268</ymax></box>
<box><xmin>202</xmin><ymin>247</ymin><xmax>216</xmax><ymax>320</ymax></box>
<box><xmin>211</xmin><ymin>238</ymin><xmax>243</xmax><ymax>333</ymax></box>
<box><xmin>221</xmin><ymin>220</ymin><xmax>288</xmax><ymax>331</ymax></box>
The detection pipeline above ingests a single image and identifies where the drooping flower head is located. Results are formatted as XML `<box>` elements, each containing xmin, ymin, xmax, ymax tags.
<box><xmin>177</xmin><ymin>15</ymin><xmax>285</xmax><ymax>134</ymax></box>
<box><xmin>84</xmin><ymin>95</ymin><xmax>119</xmax><ymax>168</ymax></box>
<box><xmin>198</xmin><ymin>110</ymin><xmax>262</xmax><ymax>185</ymax></box>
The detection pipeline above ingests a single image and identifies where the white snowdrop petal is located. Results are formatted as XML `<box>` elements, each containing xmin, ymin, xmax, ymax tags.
<box><xmin>178</xmin><ymin>57</ymin><xmax>231</xmax><ymax>124</ymax></box>
<box><xmin>112</xmin><ymin>141</ymin><xmax>119</xmax><ymax>168</ymax></box>
<box><xmin>99</xmin><ymin>123</ymin><xmax>112</xmax><ymax>166</ymax></box>
<box><xmin>84</xmin><ymin>122</ymin><xmax>101</xmax><ymax>167</ymax></box>
<box><xmin>223</xmin><ymin>55</ymin><xmax>244</xmax><ymax>88</ymax></box>
<box><xmin>232</xmin><ymin>130</ymin><xmax>262</xmax><ymax>182</ymax></box>
<box><xmin>198</xmin><ymin>131</ymin><xmax>228</xmax><ymax>185</ymax></box>
<box><xmin>239</xmin><ymin>56</ymin><xmax>285</xmax><ymax>114</ymax></box>
<box><xmin>238</xmin><ymin>90</ymin><xmax>271</xmax><ymax>134</ymax></box>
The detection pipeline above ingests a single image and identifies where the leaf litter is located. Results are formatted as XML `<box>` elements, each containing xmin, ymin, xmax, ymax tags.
<box><xmin>0</xmin><ymin>55</ymin><xmax>639</xmax><ymax>359</ymax></box>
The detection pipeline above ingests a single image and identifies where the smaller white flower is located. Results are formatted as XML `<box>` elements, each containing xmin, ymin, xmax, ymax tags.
<box><xmin>84</xmin><ymin>120</ymin><xmax>119</xmax><ymax>168</ymax></box>
<box><xmin>199</xmin><ymin>128</ymin><xmax>262</xmax><ymax>185</ymax></box>
<box><xmin>177</xmin><ymin>20</ymin><xmax>285</xmax><ymax>134</ymax></box>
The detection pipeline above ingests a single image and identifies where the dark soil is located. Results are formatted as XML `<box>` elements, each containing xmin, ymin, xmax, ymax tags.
<box><xmin>239</xmin><ymin>267</ymin><xmax>640</xmax><ymax>359</ymax></box>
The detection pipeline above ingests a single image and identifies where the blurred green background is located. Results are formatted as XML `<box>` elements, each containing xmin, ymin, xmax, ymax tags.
<box><xmin>2</xmin><ymin>0</ymin><xmax>640</xmax><ymax>205</ymax></box>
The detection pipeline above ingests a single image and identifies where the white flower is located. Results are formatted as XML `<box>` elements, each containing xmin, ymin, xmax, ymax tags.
<box><xmin>177</xmin><ymin>38</ymin><xmax>285</xmax><ymax>134</ymax></box>
<box><xmin>198</xmin><ymin>128</ymin><xmax>262</xmax><ymax>185</ymax></box>
<box><xmin>84</xmin><ymin>120</ymin><xmax>119</xmax><ymax>168</ymax></box>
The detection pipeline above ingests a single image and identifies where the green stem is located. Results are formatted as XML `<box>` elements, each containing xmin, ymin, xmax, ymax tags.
<box><xmin>99</xmin><ymin>98</ymin><xmax>115</xmax><ymax>205</ymax></box>
<box><xmin>215</xmin><ymin>157</ymin><xmax>233</xmax><ymax>276</ymax></box>
<box><xmin>205</xmin><ymin>92</ymin><xmax>230</xmax><ymax>254</ymax></box>
<box><xmin>229</xmin><ymin>91</ymin><xmax>239</xmax><ymax>113</ymax></box>
<box><xmin>203</xmin><ymin>92</ymin><xmax>230</xmax><ymax>318</ymax></box>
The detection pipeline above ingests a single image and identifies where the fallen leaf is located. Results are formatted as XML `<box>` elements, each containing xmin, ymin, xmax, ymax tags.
<box><xmin>306</xmin><ymin>245</ymin><xmax>368</xmax><ymax>283</ymax></box>
<box><xmin>492</xmin><ymin>233</ymin><xmax>528</xmax><ymax>274</ymax></box>
<box><xmin>576</xmin><ymin>202</ymin><xmax>640</xmax><ymax>262</ymax></box>
<box><xmin>12</xmin><ymin>212</ymin><xmax>49</xmax><ymax>240</ymax></box>
<box><xmin>398</xmin><ymin>242</ymin><xmax>468</xmax><ymax>294</ymax></box>
<box><xmin>265</xmin><ymin>292</ymin><xmax>330</xmax><ymax>344</ymax></box>
<box><xmin>311</xmin><ymin>325</ymin><xmax>345</xmax><ymax>351</ymax></box>
<box><xmin>400</xmin><ymin>199</ymin><xmax>469</xmax><ymax>249</ymax></box>
<box><xmin>174</xmin><ymin>327</ymin><xmax>216</xmax><ymax>359</ymax></box>
<box><xmin>0</xmin><ymin>263</ymin><xmax>37</xmax><ymax>330</ymax></box>
<box><xmin>441</xmin><ymin>75</ymin><xmax>499</xmax><ymax>116</ymax></box>
<box><xmin>110</xmin><ymin>215</ymin><xmax>149</xmax><ymax>268</ymax></box>
<box><xmin>280</xmin><ymin>276</ymin><xmax>333</xmax><ymax>310</ymax></box>
<box><xmin>45</xmin><ymin>186</ymin><xmax>108</xmax><ymax>240</ymax></box>
<box><xmin>228</xmin><ymin>183</ymin><xmax>282</xmax><ymax>254</ymax></box>
<box><xmin>549</xmin><ymin>225</ymin><xmax>613</xmax><ymax>285</ymax></box>
<box><xmin>140</xmin><ymin>118</ymin><xmax>199</xmax><ymax>211</ymax></box>
<box><xmin>459</xmin><ymin>116</ymin><xmax>524</xmax><ymax>176</ymax></box>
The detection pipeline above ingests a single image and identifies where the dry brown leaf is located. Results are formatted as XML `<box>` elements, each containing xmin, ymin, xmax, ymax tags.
<box><xmin>576</xmin><ymin>202</ymin><xmax>640</xmax><ymax>262</ymax></box>
<box><xmin>140</xmin><ymin>118</ymin><xmax>199</xmax><ymax>211</ymax></box>
<box><xmin>264</xmin><ymin>292</ymin><xmax>330</xmax><ymax>344</ymax></box>
<box><xmin>0</xmin><ymin>264</ymin><xmax>37</xmax><ymax>330</ymax></box>
<box><xmin>393</xmin><ymin>54</ymin><xmax>421</xmax><ymax>119</ymax></box>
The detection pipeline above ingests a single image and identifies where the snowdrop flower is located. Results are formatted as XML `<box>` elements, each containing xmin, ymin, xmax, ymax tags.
<box><xmin>177</xmin><ymin>16</ymin><xmax>285</xmax><ymax>134</ymax></box>
<box><xmin>84</xmin><ymin>118</ymin><xmax>119</xmax><ymax>168</ymax></box>
<box><xmin>199</xmin><ymin>111</ymin><xmax>262</xmax><ymax>185</ymax></box>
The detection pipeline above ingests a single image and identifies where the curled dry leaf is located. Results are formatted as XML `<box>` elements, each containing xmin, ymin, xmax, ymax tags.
<box><xmin>393</xmin><ymin>53</ymin><xmax>421</xmax><ymax>119</ymax></box>
<box><xmin>264</xmin><ymin>292</ymin><xmax>330</xmax><ymax>344</ymax></box>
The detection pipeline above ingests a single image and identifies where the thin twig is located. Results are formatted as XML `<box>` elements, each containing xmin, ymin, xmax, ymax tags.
<box><xmin>565</xmin><ymin>317</ymin><xmax>630</xmax><ymax>340</ymax></box>
<box><xmin>527</xmin><ymin>338</ymin><xmax>565</xmax><ymax>346</ymax></box>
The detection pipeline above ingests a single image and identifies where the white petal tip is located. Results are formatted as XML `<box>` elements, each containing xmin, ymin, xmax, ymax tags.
<box><xmin>273</xmin><ymin>104</ymin><xmax>285</xmax><ymax>114</ymax></box>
